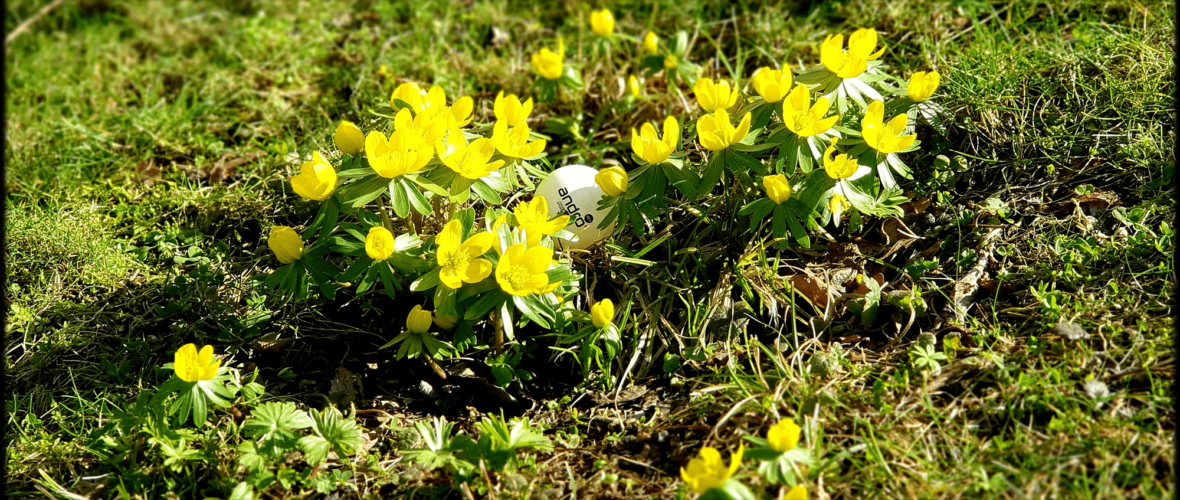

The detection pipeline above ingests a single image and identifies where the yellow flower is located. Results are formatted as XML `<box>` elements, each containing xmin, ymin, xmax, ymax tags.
<box><xmin>390</xmin><ymin>82</ymin><xmax>426</xmax><ymax>113</ymax></box>
<box><xmin>664</xmin><ymin>55</ymin><xmax>678</xmax><ymax>69</ymax></box>
<box><xmin>767</xmin><ymin>418</ymin><xmax>800</xmax><ymax>452</ymax></box>
<box><xmin>334</xmin><ymin>121</ymin><xmax>366</xmax><ymax>155</ymax></box>
<box><xmin>750</xmin><ymin>67</ymin><xmax>793</xmax><ymax>103</ymax></box>
<box><xmin>907</xmin><ymin>70</ymin><xmax>940</xmax><ymax>102</ymax></box>
<box><xmin>435</xmin><ymin>219</ymin><xmax>494</xmax><ymax>289</ymax></box>
<box><xmin>680</xmin><ymin>445</ymin><xmax>744</xmax><ymax>494</ymax></box>
<box><xmin>763</xmin><ymin>175</ymin><xmax>791</xmax><ymax>204</ymax></box>
<box><xmin>494</xmin><ymin>91</ymin><xmax>534</xmax><ymax>128</ymax></box>
<box><xmin>861</xmin><ymin>101</ymin><xmax>916</xmax><ymax>154</ymax></box>
<box><xmin>495</xmin><ymin>243</ymin><xmax>555</xmax><ymax>296</ymax></box>
<box><xmin>782</xmin><ymin>85</ymin><xmax>838</xmax><ymax>137</ymax></box>
<box><xmin>630</xmin><ymin>116</ymin><xmax>679</xmax><ymax>165</ymax></box>
<box><xmin>786</xmin><ymin>485</ymin><xmax>808</xmax><ymax>500</ymax></box>
<box><xmin>514</xmin><ymin>196</ymin><xmax>570</xmax><ymax>246</ymax></box>
<box><xmin>693</xmin><ymin>78</ymin><xmax>739</xmax><ymax>112</ymax></box>
<box><xmin>643</xmin><ymin>31</ymin><xmax>659</xmax><ymax>54</ymax></box>
<box><xmin>822</xmin><ymin>138</ymin><xmax>860</xmax><ymax>180</ymax></box>
<box><xmin>366</xmin><ymin>129</ymin><xmax>430</xmax><ymax>178</ymax></box>
<box><xmin>366</xmin><ymin>226</ymin><xmax>395</xmax><ymax>261</ymax></box>
<box><xmin>291</xmin><ymin>151</ymin><xmax>337</xmax><ymax>201</ymax></box>
<box><xmin>492</xmin><ymin>120</ymin><xmax>547</xmax><ymax>159</ymax></box>
<box><xmin>438</xmin><ymin>137</ymin><xmax>505</xmax><ymax>180</ymax></box>
<box><xmin>591</xmin><ymin>299</ymin><xmax>615</xmax><ymax>328</ymax></box>
<box><xmin>433</xmin><ymin>313</ymin><xmax>458</xmax><ymax>330</ymax></box>
<box><xmin>394</xmin><ymin>108</ymin><xmax>449</xmax><ymax>146</ymax></box>
<box><xmin>449</xmin><ymin>95</ymin><xmax>474</xmax><ymax>127</ymax></box>
<box><xmin>820</xmin><ymin>28</ymin><xmax>886</xmax><ymax>79</ymax></box>
<box><xmin>406</xmin><ymin>305</ymin><xmax>432</xmax><ymax>334</ymax></box>
<box><xmin>696</xmin><ymin>108</ymin><xmax>751</xmax><ymax>152</ymax></box>
<box><xmin>590</xmin><ymin>9</ymin><xmax>614</xmax><ymax>36</ymax></box>
<box><xmin>627</xmin><ymin>75</ymin><xmax>641</xmax><ymax>97</ymax></box>
<box><xmin>829</xmin><ymin>194</ymin><xmax>850</xmax><ymax>223</ymax></box>
<box><xmin>268</xmin><ymin>226</ymin><xmax>304</xmax><ymax>264</ymax></box>
<box><xmin>531</xmin><ymin>38</ymin><xmax>564</xmax><ymax>80</ymax></box>
<box><xmin>377</xmin><ymin>64</ymin><xmax>392</xmax><ymax>79</ymax></box>
<box><xmin>173</xmin><ymin>343</ymin><xmax>220</xmax><ymax>382</ymax></box>
<box><xmin>595</xmin><ymin>166</ymin><xmax>628</xmax><ymax>197</ymax></box>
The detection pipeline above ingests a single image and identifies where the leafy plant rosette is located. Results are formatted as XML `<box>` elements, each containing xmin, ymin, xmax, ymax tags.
<box><xmin>742</xmin><ymin>418</ymin><xmax>814</xmax><ymax>487</ymax></box>
<box><xmin>154</xmin><ymin>343</ymin><xmax>239</xmax><ymax>428</ymax></box>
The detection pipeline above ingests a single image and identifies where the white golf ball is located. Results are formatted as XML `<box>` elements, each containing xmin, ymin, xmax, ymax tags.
<box><xmin>535</xmin><ymin>164</ymin><xmax>616</xmax><ymax>249</ymax></box>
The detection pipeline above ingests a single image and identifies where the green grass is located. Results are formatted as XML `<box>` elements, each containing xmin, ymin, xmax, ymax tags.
<box><xmin>5</xmin><ymin>0</ymin><xmax>1173</xmax><ymax>498</ymax></box>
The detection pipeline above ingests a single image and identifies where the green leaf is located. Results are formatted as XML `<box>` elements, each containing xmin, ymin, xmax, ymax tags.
<box><xmin>376</xmin><ymin>261</ymin><xmax>399</xmax><ymax>298</ymax></box>
<box><xmin>389</xmin><ymin>179</ymin><xmax>410</xmax><ymax>217</ymax></box>
<box><xmin>405</xmin><ymin>181</ymin><xmax>432</xmax><ymax>215</ymax></box>
<box><xmin>242</xmin><ymin>402</ymin><xmax>313</xmax><ymax>457</ymax></box>
<box><xmin>698</xmin><ymin>151</ymin><xmax>726</xmax><ymax>198</ymax></box>
<box><xmin>338</xmin><ymin>175</ymin><xmax>389</xmax><ymax>208</ymax></box>
<box><xmin>661</xmin><ymin>163</ymin><xmax>697</xmax><ymax>199</ymax></box>
<box><xmin>411</xmin><ymin>267</ymin><xmax>442</xmax><ymax>292</ymax></box>
<box><xmin>300</xmin><ymin>406</ymin><xmax>363</xmax><ymax>466</ymax></box>
<box><xmin>465</xmin><ymin>290</ymin><xmax>509</xmax><ymax>320</ymax></box>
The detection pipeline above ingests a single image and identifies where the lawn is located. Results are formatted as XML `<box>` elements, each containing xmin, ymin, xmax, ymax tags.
<box><xmin>4</xmin><ymin>0</ymin><xmax>1174</xmax><ymax>499</ymax></box>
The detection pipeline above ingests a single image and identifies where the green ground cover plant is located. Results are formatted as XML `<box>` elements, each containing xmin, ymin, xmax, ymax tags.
<box><xmin>5</xmin><ymin>0</ymin><xmax>1173</xmax><ymax>499</ymax></box>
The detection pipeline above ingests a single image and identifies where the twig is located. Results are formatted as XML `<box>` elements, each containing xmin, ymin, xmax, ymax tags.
<box><xmin>6</xmin><ymin>0</ymin><xmax>65</xmax><ymax>47</ymax></box>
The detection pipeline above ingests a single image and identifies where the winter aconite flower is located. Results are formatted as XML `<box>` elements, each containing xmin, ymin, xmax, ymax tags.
<box><xmin>631</xmin><ymin>116</ymin><xmax>679</xmax><ymax>165</ymax></box>
<box><xmin>433</xmin><ymin>313</ymin><xmax>458</xmax><ymax>330</ymax></box>
<box><xmin>829</xmin><ymin>194</ymin><xmax>850</xmax><ymax>223</ymax></box>
<box><xmin>782</xmin><ymin>85</ymin><xmax>838</xmax><ymax>137</ymax></box>
<box><xmin>664</xmin><ymin>55</ymin><xmax>678</xmax><ymax>69</ymax></box>
<box><xmin>531</xmin><ymin>38</ymin><xmax>564</xmax><ymax>80</ymax></box>
<box><xmin>394</xmin><ymin>107</ymin><xmax>450</xmax><ymax>146</ymax></box>
<box><xmin>907</xmin><ymin>71</ymin><xmax>941</xmax><ymax>102</ymax></box>
<box><xmin>643</xmin><ymin>31</ymin><xmax>659</xmax><ymax>54</ymax></box>
<box><xmin>591</xmin><ymin>299</ymin><xmax>615</xmax><ymax>328</ymax></box>
<box><xmin>693</xmin><ymin>78</ymin><xmax>738</xmax><ymax>112</ymax></box>
<box><xmin>513</xmin><ymin>196</ymin><xmax>570</xmax><ymax>245</ymax></box>
<box><xmin>763</xmin><ymin>175</ymin><xmax>791</xmax><ymax>204</ymax></box>
<box><xmin>291</xmin><ymin>151</ymin><xmax>337</xmax><ymax>201</ymax></box>
<box><xmin>366</xmin><ymin>130</ymin><xmax>430</xmax><ymax>178</ymax></box>
<box><xmin>785</xmin><ymin>485</ymin><xmax>808</xmax><ymax>500</ymax></box>
<box><xmin>751</xmin><ymin>67</ymin><xmax>793</xmax><ymax>103</ymax></box>
<box><xmin>334</xmin><ymin>121</ymin><xmax>365</xmax><ymax>155</ymax></box>
<box><xmin>496</xmin><ymin>243</ymin><xmax>556</xmax><ymax>296</ymax></box>
<box><xmin>697</xmin><ymin>109</ymin><xmax>751</xmax><ymax>152</ymax></box>
<box><xmin>680</xmin><ymin>445</ymin><xmax>744</xmax><ymax>494</ymax></box>
<box><xmin>767</xmin><ymin>418</ymin><xmax>801</xmax><ymax>452</ymax></box>
<box><xmin>627</xmin><ymin>75</ymin><xmax>641</xmax><ymax>97</ymax></box>
<box><xmin>494</xmin><ymin>91</ymin><xmax>534</xmax><ymax>128</ymax></box>
<box><xmin>436</xmin><ymin>219</ymin><xmax>494</xmax><ymax>289</ymax></box>
<box><xmin>861</xmin><ymin>101</ymin><xmax>916</xmax><ymax>154</ymax></box>
<box><xmin>820</xmin><ymin>28</ymin><xmax>885</xmax><ymax>79</ymax></box>
<box><xmin>174</xmin><ymin>343</ymin><xmax>220</xmax><ymax>382</ymax></box>
<box><xmin>595</xmin><ymin>166</ymin><xmax>628</xmax><ymax>197</ymax></box>
<box><xmin>366</xmin><ymin>226</ymin><xmax>395</xmax><ymax>261</ymax></box>
<box><xmin>390</xmin><ymin>83</ymin><xmax>473</xmax><ymax>127</ymax></box>
<box><xmin>437</xmin><ymin>137</ymin><xmax>505</xmax><ymax>180</ymax></box>
<box><xmin>492</xmin><ymin>121</ymin><xmax>547</xmax><ymax>159</ymax></box>
<box><xmin>590</xmin><ymin>9</ymin><xmax>614</xmax><ymax>36</ymax></box>
<box><xmin>406</xmin><ymin>305</ymin><xmax>433</xmax><ymax>334</ymax></box>
<box><xmin>268</xmin><ymin>226</ymin><xmax>304</xmax><ymax>264</ymax></box>
<box><xmin>822</xmin><ymin>139</ymin><xmax>865</xmax><ymax>180</ymax></box>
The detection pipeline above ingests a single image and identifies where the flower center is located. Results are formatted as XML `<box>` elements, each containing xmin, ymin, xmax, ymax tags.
<box><xmin>789</xmin><ymin>110</ymin><xmax>816</xmax><ymax>134</ymax></box>
<box><xmin>504</xmin><ymin>264</ymin><xmax>533</xmax><ymax>291</ymax></box>
<box><xmin>442</xmin><ymin>248</ymin><xmax>471</xmax><ymax>272</ymax></box>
